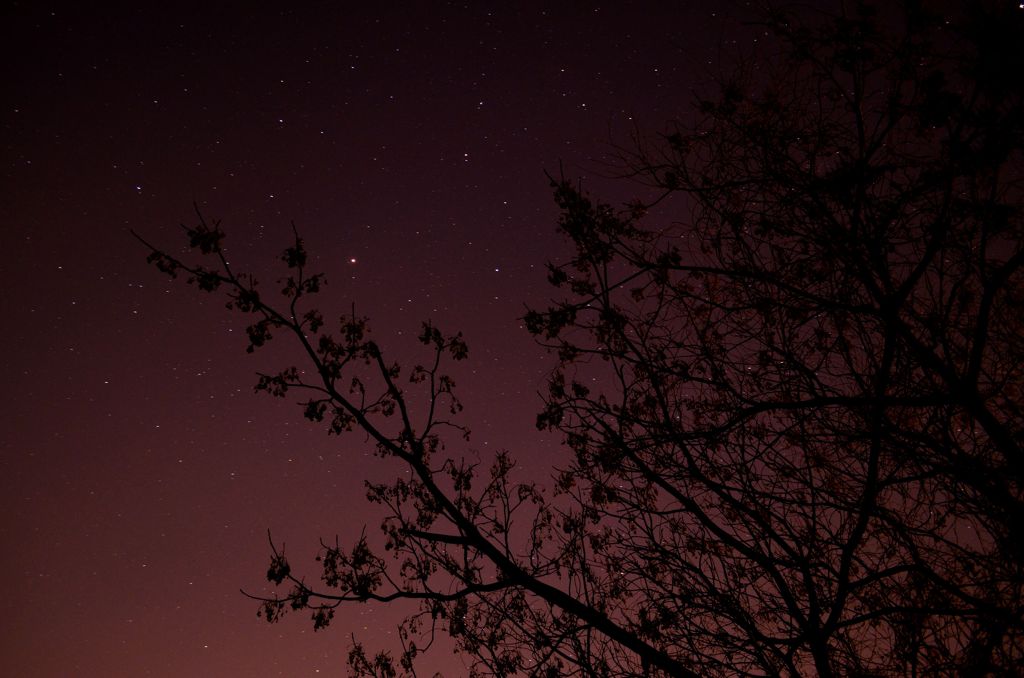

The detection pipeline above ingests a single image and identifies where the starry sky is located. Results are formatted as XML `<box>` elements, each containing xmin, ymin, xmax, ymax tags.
<box><xmin>3</xmin><ymin>2</ymin><xmax>744</xmax><ymax>675</ymax></box>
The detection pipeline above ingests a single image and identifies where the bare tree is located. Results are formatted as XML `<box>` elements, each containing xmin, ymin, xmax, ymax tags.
<box><xmin>139</xmin><ymin>2</ymin><xmax>1023</xmax><ymax>675</ymax></box>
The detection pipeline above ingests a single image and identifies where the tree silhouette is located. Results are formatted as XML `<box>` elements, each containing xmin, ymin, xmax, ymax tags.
<box><xmin>139</xmin><ymin>2</ymin><xmax>1023</xmax><ymax>675</ymax></box>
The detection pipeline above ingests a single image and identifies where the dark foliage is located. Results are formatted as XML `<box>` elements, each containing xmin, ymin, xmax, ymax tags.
<box><xmin>139</xmin><ymin>2</ymin><xmax>1023</xmax><ymax>675</ymax></box>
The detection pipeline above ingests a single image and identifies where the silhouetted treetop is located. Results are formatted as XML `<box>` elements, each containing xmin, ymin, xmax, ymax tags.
<box><xmin>139</xmin><ymin>2</ymin><xmax>1022</xmax><ymax>675</ymax></box>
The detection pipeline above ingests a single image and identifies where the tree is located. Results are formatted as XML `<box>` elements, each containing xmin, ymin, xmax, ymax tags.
<box><xmin>138</xmin><ymin>2</ymin><xmax>1024</xmax><ymax>675</ymax></box>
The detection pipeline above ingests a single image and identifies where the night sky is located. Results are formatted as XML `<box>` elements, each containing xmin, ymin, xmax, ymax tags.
<box><xmin>4</xmin><ymin>3</ymin><xmax>741</xmax><ymax>675</ymax></box>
